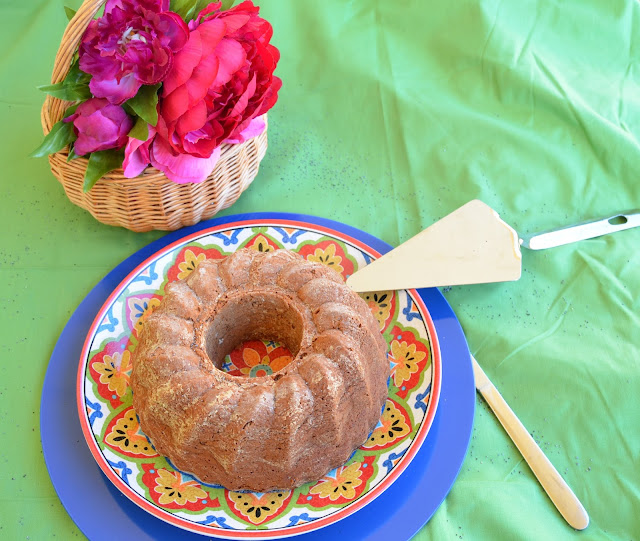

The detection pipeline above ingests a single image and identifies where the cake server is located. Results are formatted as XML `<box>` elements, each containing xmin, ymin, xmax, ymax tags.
<box><xmin>346</xmin><ymin>201</ymin><xmax>640</xmax><ymax>292</ymax></box>
<box><xmin>342</xmin><ymin>200</ymin><xmax>640</xmax><ymax>530</ymax></box>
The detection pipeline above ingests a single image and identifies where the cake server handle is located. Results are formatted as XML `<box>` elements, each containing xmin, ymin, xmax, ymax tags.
<box><xmin>520</xmin><ymin>209</ymin><xmax>640</xmax><ymax>250</ymax></box>
<box><xmin>472</xmin><ymin>355</ymin><xmax>589</xmax><ymax>530</ymax></box>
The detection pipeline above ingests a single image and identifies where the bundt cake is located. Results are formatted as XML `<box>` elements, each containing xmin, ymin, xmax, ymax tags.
<box><xmin>131</xmin><ymin>248</ymin><xmax>389</xmax><ymax>492</ymax></box>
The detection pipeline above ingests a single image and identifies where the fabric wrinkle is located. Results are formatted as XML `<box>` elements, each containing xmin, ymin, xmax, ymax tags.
<box><xmin>373</xmin><ymin>4</ymin><xmax>409</xmax><ymax>244</ymax></box>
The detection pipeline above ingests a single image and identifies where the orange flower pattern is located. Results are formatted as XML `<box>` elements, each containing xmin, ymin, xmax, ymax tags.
<box><xmin>228</xmin><ymin>491</ymin><xmax>290</xmax><ymax>524</ymax></box>
<box><xmin>306</xmin><ymin>243</ymin><xmax>344</xmax><ymax>274</ymax></box>
<box><xmin>389</xmin><ymin>339</ymin><xmax>425</xmax><ymax>388</ymax></box>
<box><xmin>177</xmin><ymin>249</ymin><xmax>206</xmax><ymax>279</ymax></box>
<box><xmin>105</xmin><ymin>408</ymin><xmax>156</xmax><ymax>456</ymax></box>
<box><xmin>93</xmin><ymin>349</ymin><xmax>131</xmax><ymax>397</ymax></box>
<box><xmin>364</xmin><ymin>400</ymin><xmax>411</xmax><ymax>448</ymax></box>
<box><xmin>226</xmin><ymin>340</ymin><xmax>292</xmax><ymax>378</ymax></box>
<box><xmin>240</xmin><ymin>346</ymin><xmax>291</xmax><ymax>377</ymax></box>
<box><xmin>309</xmin><ymin>462</ymin><xmax>363</xmax><ymax>501</ymax></box>
<box><xmin>360</xmin><ymin>291</ymin><xmax>393</xmax><ymax>330</ymax></box>
<box><xmin>154</xmin><ymin>469</ymin><xmax>208</xmax><ymax>506</ymax></box>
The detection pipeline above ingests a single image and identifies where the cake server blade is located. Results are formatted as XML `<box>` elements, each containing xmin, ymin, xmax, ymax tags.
<box><xmin>346</xmin><ymin>202</ymin><xmax>640</xmax><ymax>292</ymax></box>
<box><xmin>346</xmin><ymin>200</ymin><xmax>522</xmax><ymax>292</ymax></box>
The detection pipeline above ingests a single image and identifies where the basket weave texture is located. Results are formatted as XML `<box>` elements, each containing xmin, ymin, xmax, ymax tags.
<box><xmin>40</xmin><ymin>0</ymin><xmax>268</xmax><ymax>232</ymax></box>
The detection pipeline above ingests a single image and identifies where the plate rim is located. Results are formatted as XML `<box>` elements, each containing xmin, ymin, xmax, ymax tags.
<box><xmin>75</xmin><ymin>217</ymin><xmax>443</xmax><ymax>538</ymax></box>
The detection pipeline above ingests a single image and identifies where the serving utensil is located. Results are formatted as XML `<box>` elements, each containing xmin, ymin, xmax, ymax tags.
<box><xmin>346</xmin><ymin>200</ymin><xmax>640</xmax><ymax>293</ymax></box>
<box><xmin>346</xmin><ymin>200</ymin><xmax>523</xmax><ymax>293</ymax></box>
<box><xmin>342</xmin><ymin>200</ymin><xmax>640</xmax><ymax>529</ymax></box>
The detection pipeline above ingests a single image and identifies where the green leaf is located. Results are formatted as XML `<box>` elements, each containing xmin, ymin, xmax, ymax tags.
<box><xmin>30</xmin><ymin>120</ymin><xmax>76</xmax><ymax>157</ymax></box>
<box><xmin>38</xmin><ymin>59</ymin><xmax>91</xmax><ymax>101</ymax></box>
<box><xmin>66</xmin><ymin>60</ymin><xmax>91</xmax><ymax>85</ymax></box>
<box><xmin>67</xmin><ymin>146</ymin><xmax>80</xmax><ymax>162</ymax></box>
<box><xmin>64</xmin><ymin>103</ymin><xmax>79</xmax><ymax>117</ymax></box>
<box><xmin>129</xmin><ymin>116</ymin><xmax>150</xmax><ymax>141</ymax></box>
<box><xmin>221</xmin><ymin>0</ymin><xmax>236</xmax><ymax>10</ymax></box>
<box><xmin>38</xmin><ymin>81</ymin><xmax>85</xmax><ymax>101</ymax></box>
<box><xmin>190</xmin><ymin>0</ymin><xmax>213</xmax><ymax>18</ymax></box>
<box><xmin>83</xmin><ymin>149</ymin><xmax>124</xmax><ymax>192</ymax></box>
<box><xmin>170</xmin><ymin>0</ymin><xmax>213</xmax><ymax>22</ymax></box>
<box><xmin>122</xmin><ymin>102</ymin><xmax>136</xmax><ymax>116</ymax></box>
<box><xmin>64</xmin><ymin>6</ymin><xmax>77</xmax><ymax>21</ymax></box>
<box><xmin>169</xmin><ymin>0</ymin><xmax>191</xmax><ymax>19</ymax></box>
<box><xmin>125</xmin><ymin>83</ymin><xmax>160</xmax><ymax>127</ymax></box>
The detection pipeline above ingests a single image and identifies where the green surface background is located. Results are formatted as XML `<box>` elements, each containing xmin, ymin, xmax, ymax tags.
<box><xmin>1</xmin><ymin>0</ymin><xmax>639</xmax><ymax>539</ymax></box>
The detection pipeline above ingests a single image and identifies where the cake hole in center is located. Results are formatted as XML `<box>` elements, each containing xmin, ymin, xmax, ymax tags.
<box><xmin>222</xmin><ymin>339</ymin><xmax>293</xmax><ymax>378</ymax></box>
<box><xmin>204</xmin><ymin>292</ymin><xmax>303</xmax><ymax>378</ymax></box>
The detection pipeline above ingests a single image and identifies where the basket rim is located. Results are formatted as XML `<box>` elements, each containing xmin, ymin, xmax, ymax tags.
<box><xmin>45</xmin><ymin>116</ymin><xmax>267</xmax><ymax>189</ymax></box>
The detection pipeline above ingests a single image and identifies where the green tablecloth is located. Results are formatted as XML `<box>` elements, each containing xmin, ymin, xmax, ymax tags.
<box><xmin>2</xmin><ymin>0</ymin><xmax>639</xmax><ymax>538</ymax></box>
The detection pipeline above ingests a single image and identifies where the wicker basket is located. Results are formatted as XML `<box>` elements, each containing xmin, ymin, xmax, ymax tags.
<box><xmin>40</xmin><ymin>0</ymin><xmax>268</xmax><ymax>232</ymax></box>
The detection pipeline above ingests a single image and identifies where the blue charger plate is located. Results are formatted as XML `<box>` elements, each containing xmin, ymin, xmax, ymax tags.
<box><xmin>40</xmin><ymin>212</ymin><xmax>475</xmax><ymax>541</ymax></box>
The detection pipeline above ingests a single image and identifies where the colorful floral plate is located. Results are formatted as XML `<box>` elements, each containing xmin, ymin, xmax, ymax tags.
<box><xmin>77</xmin><ymin>218</ymin><xmax>442</xmax><ymax>538</ymax></box>
<box><xmin>41</xmin><ymin>213</ymin><xmax>475</xmax><ymax>541</ymax></box>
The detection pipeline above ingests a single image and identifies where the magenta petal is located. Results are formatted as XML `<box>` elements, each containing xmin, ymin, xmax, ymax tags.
<box><xmin>73</xmin><ymin>139</ymin><xmax>95</xmax><ymax>157</ymax></box>
<box><xmin>197</xmin><ymin>18</ymin><xmax>227</xmax><ymax>50</ymax></box>
<box><xmin>90</xmin><ymin>74</ymin><xmax>141</xmax><ymax>105</ymax></box>
<box><xmin>104</xmin><ymin>0</ymin><xmax>124</xmax><ymax>15</ymax></box>
<box><xmin>76</xmin><ymin>98</ymin><xmax>108</xmax><ymax>117</ymax></box>
<box><xmin>74</xmin><ymin>115</ymin><xmax>116</xmax><ymax>155</ymax></box>
<box><xmin>162</xmin><ymin>31</ymin><xmax>203</xmax><ymax>97</ymax></box>
<box><xmin>223</xmin><ymin>116</ymin><xmax>265</xmax><ymax>144</ymax></box>
<box><xmin>219</xmin><ymin>12</ymin><xmax>252</xmax><ymax>34</ymax></box>
<box><xmin>106</xmin><ymin>0</ymin><xmax>165</xmax><ymax>13</ymax></box>
<box><xmin>123</xmin><ymin>145</ymin><xmax>150</xmax><ymax>177</ymax></box>
<box><xmin>230</xmin><ymin>73</ymin><xmax>257</xmax><ymax>117</ymax></box>
<box><xmin>80</xmin><ymin>0</ymin><xmax>189</xmax><ymax>108</ymax></box>
<box><xmin>214</xmin><ymin>39</ymin><xmax>246</xmax><ymax>87</ymax></box>
<box><xmin>162</xmin><ymin>85</ymin><xmax>191</xmax><ymax>123</ymax></box>
<box><xmin>70</xmin><ymin>98</ymin><xmax>132</xmax><ymax>155</ymax></box>
<box><xmin>123</xmin><ymin>128</ymin><xmax>154</xmax><ymax>177</ymax></box>
<box><xmin>158</xmin><ymin>12</ymin><xmax>189</xmax><ymax>51</ymax></box>
<box><xmin>150</xmin><ymin>137</ymin><xmax>220</xmax><ymax>184</ymax></box>
<box><xmin>185</xmin><ymin>52</ymin><xmax>220</xmax><ymax>104</ymax></box>
<box><xmin>175</xmin><ymin>99</ymin><xmax>208</xmax><ymax>136</ymax></box>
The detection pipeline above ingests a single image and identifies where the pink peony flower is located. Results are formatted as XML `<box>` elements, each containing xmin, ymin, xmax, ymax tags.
<box><xmin>159</xmin><ymin>0</ymin><xmax>281</xmax><ymax>159</ymax></box>
<box><xmin>149</xmin><ymin>125</ymin><xmax>222</xmax><ymax>184</ymax></box>
<box><xmin>79</xmin><ymin>0</ymin><xmax>188</xmax><ymax>104</ymax></box>
<box><xmin>65</xmin><ymin>98</ymin><xmax>133</xmax><ymax>156</ymax></box>
<box><xmin>123</xmin><ymin>117</ymin><xmax>221</xmax><ymax>183</ymax></box>
<box><xmin>122</xmin><ymin>1</ymin><xmax>279</xmax><ymax>184</ymax></box>
<box><xmin>122</xmin><ymin>126</ymin><xmax>155</xmax><ymax>177</ymax></box>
